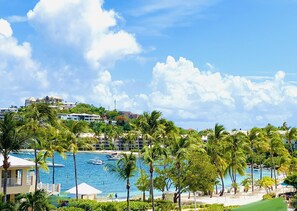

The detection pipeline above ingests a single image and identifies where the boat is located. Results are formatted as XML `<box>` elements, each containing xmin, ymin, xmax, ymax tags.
<box><xmin>87</xmin><ymin>158</ymin><xmax>104</xmax><ymax>165</ymax></box>
<box><xmin>47</xmin><ymin>162</ymin><xmax>65</xmax><ymax>167</ymax></box>
<box><xmin>107</xmin><ymin>153</ymin><xmax>122</xmax><ymax>161</ymax></box>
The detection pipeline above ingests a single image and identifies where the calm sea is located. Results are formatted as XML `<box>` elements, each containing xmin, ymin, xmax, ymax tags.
<box><xmin>12</xmin><ymin>152</ymin><xmax>272</xmax><ymax>198</ymax></box>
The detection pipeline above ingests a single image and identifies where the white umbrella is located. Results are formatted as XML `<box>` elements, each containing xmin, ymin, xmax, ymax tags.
<box><xmin>65</xmin><ymin>183</ymin><xmax>102</xmax><ymax>195</ymax></box>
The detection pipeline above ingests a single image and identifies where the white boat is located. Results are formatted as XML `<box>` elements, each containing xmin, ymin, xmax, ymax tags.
<box><xmin>108</xmin><ymin>154</ymin><xmax>122</xmax><ymax>161</ymax></box>
<box><xmin>47</xmin><ymin>162</ymin><xmax>65</xmax><ymax>167</ymax></box>
<box><xmin>87</xmin><ymin>158</ymin><xmax>104</xmax><ymax>165</ymax></box>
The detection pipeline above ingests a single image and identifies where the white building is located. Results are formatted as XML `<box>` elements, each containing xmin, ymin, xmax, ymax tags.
<box><xmin>58</xmin><ymin>113</ymin><xmax>101</xmax><ymax>122</ymax></box>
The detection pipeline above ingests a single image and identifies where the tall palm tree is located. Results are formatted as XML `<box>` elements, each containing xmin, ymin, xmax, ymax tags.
<box><xmin>137</xmin><ymin>110</ymin><xmax>162</xmax><ymax>146</ymax></box>
<box><xmin>22</xmin><ymin>103</ymin><xmax>57</xmax><ymax>191</ymax></box>
<box><xmin>64</xmin><ymin>120</ymin><xmax>93</xmax><ymax>200</ymax></box>
<box><xmin>263</xmin><ymin>124</ymin><xmax>285</xmax><ymax>189</ymax></box>
<box><xmin>224</xmin><ymin>131</ymin><xmax>249</xmax><ymax>194</ymax></box>
<box><xmin>283</xmin><ymin>127</ymin><xmax>297</xmax><ymax>156</ymax></box>
<box><xmin>105</xmin><ymin>153</ymin><xmax>137</xmax><ymax>211</ymax></box>
<box><xmin>246</xmin><ymin>127</ymin><xmax>262</xmax><ymax>192</ymax></box>
<box><xmin>170</xmin><ymin>135</ymin><xmax>193</xmax><ymax>211</ymax></box>
<box><xmin>142</xmin><ymin>144</ymin><xmax>167</xmax><ymax>211</ymax></box>
<box><xmin>0</xmin><ymin>112</ymin><xmax>28</xmax><ymax>203</ymax></box>
<box><xmin>44</xmin><ymin>125</ymin><xmax>66</xmax><ymax>185</ymax></box>
<box><xmin>206</xmin><ymin>123</ymin><xmax>228</xmax><ymax>196</ymax></box>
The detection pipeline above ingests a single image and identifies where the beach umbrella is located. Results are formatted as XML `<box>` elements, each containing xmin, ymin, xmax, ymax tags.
<box><xmin>65</xmin><ymin>183</ymin><xmax>102</xmax><ymax>195</ymax></box>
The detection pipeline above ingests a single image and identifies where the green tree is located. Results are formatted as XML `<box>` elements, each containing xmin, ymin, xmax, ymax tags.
<box><xmin>284</xmin><ymin>173</ymin><xmax>297</xmax><ymax>189</ymax></box>
<box><xmin>258</xmin><ymin>176</ymin><xmax>275</xmax><ymax>193</ymax></box>
<box><xmin>105</xmin><ymin>153</ymin><xmax>137</xmax><ymax>211</ymax></box>
<box><xmin>22</xmin><ymin>103</ymin><xmax>56</xmax><ymax>191</ymax></box>
<box><xmin>44</xmin><ymin>125</ymin><xmax>66</xmax><ymax>185</ymax></box>
<box><xmin>263</xmin><ymin>124</ymin><xmax>286</xmax><ymax>189</ymax></box>
<box><xmin>135</xmin><ymin>169</ymin><xmax>150</xmax><ymax>201</ymax></box>
<box><xmin>64</xmin><ymin>120</ymin><xmax>92</xmax><ymax>200</ymax></box>
<box><xmin>0</xmin><ymin>113</ymin><xmax>28</xmax><ymax>203</ymax></box>
<box><xmin>225</xmin><ymin>131</ymin><xmax>249</xmax><ymax>194</ymax></box>
<box><xmin>142</xmin><ymin>144</ymin><xmax>167</xmax><ymax>211</ymax></box>
<box><xmin>206</xmin><ymin>123</ymin><xmax>228</xmax><ymax>196</ymax></box>
<box><xmin>16</xmin><ymin>190</ymin><xmax>51</xmax><ymax>211</ymax></box>
<box><xmin>184</xmin><ymin>152</ymin><xmax>217</xmax><ymax>211</ymax></box>
<box><xmin>170</xmin><ymin>136</ymin><xmax>193</xmax><ymax>211</ymax></box>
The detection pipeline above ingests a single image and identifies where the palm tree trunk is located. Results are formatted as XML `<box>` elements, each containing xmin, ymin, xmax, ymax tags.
<box><xmin>178</xmin><ymin>166</ymin><xmax>181</xmax><ymax>211</ymax></box>
<box><xmin>73</xmin><ymin>153</ymin><xmax>78</xmax><ymax>200</ymax></box>
<box><xmin>34</xmin><ymin>148</ymin><xmax>39</xmax><ymax>191</ymax></box>
<box><xmin>219</xmin><ymin>173</ymin><xmax>224</xmax><ymax>196</ymax></box>
<box><xmin>52</xmin><ymin>154</ymin><xmax>55</xmax><ymax>185</ymax></box>
<box><xmin>251</xmin><ymin>158</ymin><xmax>254</xmax><ymax>192</ymax></box>
<box><xmin>2</xmin><ymin>152</ymin><xmax>9</xmax><ymax>203</ymax></box>
<box><xmin>260</xmin><ymin>160</ymin><xmax>263</xmax><ymax>179</ymax></box>
<box><xmin>127</xmin><ymin>179</ymin><xmax>130</xmax><ymax>211</ymax></box>
<box><xmin>143</xmin><ymin>191</ymin><xmax>146</xmax><ymax>201</ymax></box>
<box><xmin>194</xmin><ymin>192</ymin><xmax>197</xmax><ymax>211</ymax></box>
<box><xmin>150</xmin><ymin>164</ymin><xmax>154</xmax><ymax>211</ymax></box>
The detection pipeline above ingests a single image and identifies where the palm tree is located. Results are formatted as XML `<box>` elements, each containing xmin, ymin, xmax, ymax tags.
<box><xmin>224</xmin><ymin>131</ymin><xmax>249</xmax><ymax>194</ymax></box>
<box><xmin>137</xmin><ymin>111</ymin><xmax>162</xmax><ymax>146</ymax></box>
<box><xmin>64</xmin><ymin>120</ymin><xmax>93</xmax><ymax>200</ymax></box>
<box><xmin>206</xmin><ymin>123</ymin><xmax>228</xmax><ymax>196</ymax></box>
<box><xmin>135</xmin><ymin>169</ymin><xmax>150</xmax><ymax>201</ymax></box>
<box><xmin>22</xmin><ymin>103</ymin><xmax>57</xmax><ymax>191</ymax></box>
<box><xmin>16</xmin><ymin>189</ymin><xmax>51</xmax><ymax>211</ymax></box>
<box><xmin>246</xmin><ymin>127</ymin><xmax>262</xmax><ymax>192</ymax></box>
<box><xmin>142</xmin><ymin>144</ymin><xmax>167</xmax><ymax>211</ymax></box>
<box><xmin>44</xmin><ymin>125</ymin><xmax>66</xmax><ymax>185</ymax></box>
<box><xmin>0</xmin><ymin>112</ymin><xmax>28</xmax><ymax>203</ymax></box>
<box><xmin>170</xmin><ymin>136</ymin><xmax>192</xmax><ymax>211</ymax></box>
<box><xmin>105</xmin><ymin>152</ymin><xmax>137</xmax><ymax>211</ymax></box>
<box><xmin>283</xmin><ymin>127</ymin><xmax>297</xmax><ymax>156</ymax></box>
<box><xmin>264</xmin><ymin>124</ymin><xmax>285</xmax><ymax>189</ymax></box>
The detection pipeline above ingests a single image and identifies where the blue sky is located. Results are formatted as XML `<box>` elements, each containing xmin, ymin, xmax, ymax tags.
<box><xmin>1</xmin><ymin>0</ymin><xmax>297</xmax><ymax>130</ymax></box>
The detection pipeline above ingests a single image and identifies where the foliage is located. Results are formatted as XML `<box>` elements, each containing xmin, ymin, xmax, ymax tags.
<box><xmin>284</xmin><ymin>173</ymin><xmax>297</xmax><ymax>189</ymax></box>
<box><xmin>262</xmin><ymin>192</ymin><xmax>276</xmax><ymax>200</ymax></box>
<box><xmin>66</xmin><ymin>199</ymin><xmax>150</xmax><ymax>211</ymax></box>
<box><xmin>16</xmin><ymin>189</ymin><xmax>51</xmax><ymax>211</ymax></box>
<box><xmin>258</xmin><ymin>177</ymin><xmax>275</xmax><ymax>193</ymax></box>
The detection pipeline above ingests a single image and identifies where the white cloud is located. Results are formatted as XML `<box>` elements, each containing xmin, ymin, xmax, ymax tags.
<box><xmin>148</xmin><ymin>56</ymin><xmax>297</xmax><ymax>129</ymax></box>
<box><xmin>0</xmin><ymin>19</ymin><xmax>48</xmax><ymax>106</ymax></box>
<box><xmin>0</xmin><ymin>19</ymin><xmax>13</xmax><ymax>37</ymax></box>
<box><xmin>27</xmin><ymin>0</ymin><xmax>141</xmax><ymax>68</ymax></box>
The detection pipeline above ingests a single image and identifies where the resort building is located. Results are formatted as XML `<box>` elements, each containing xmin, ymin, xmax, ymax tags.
<box><xmin>58</xmin><ymin>113</ymin><xmax>101</xmax><ymax>122</ymax></box>
<box><xmin>0</xmin><ymin>106</ymin><xmax>18</xmax><ymax>121</ymax></box>
<box><xmin>0</xmin><ymin>155</ymin><xmax>35</xmax><ymax>202</ymax></box>
<box><xmin>25</xmin><ymin>96</ymin><xmax>76</xmax><ymax>110</ymax></box>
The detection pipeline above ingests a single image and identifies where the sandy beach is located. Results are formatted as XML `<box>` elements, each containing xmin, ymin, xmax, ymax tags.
<box><xmin>181</xmin><ymin>185</ymin><xmax>294</xmax><ymax>206</ymax></box>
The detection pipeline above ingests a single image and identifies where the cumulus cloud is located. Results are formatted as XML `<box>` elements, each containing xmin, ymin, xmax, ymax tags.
<box><xmin>27</xmin><ymin>0</ymin><xmax>141</xmax><ymax>68</ymax></box>
<box><xmin>91</xmin><ymin>70</ymin><xmax>137</xmax><ymax>110</ymax></box>
<box><xmin>0</xmin><ymin>19</ymin><xmax>48</xmax><ymax>106</ymax></box>
<box><xmin>148</xmin><ymin>56</ymin><xmax>297</xmax><ymax>129</ymax></box>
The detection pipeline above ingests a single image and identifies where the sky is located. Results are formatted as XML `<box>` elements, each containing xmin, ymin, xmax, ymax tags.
<box><xmin>0</xmin><ymin>0</ymin><xmax>297</xmax><ymax>130</ymax></box>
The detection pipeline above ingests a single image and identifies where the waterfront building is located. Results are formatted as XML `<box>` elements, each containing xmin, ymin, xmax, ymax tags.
<box><xmin>24</xmin><ymin>96</ymin><xmax>76</xmax><ymax>110</ymax></box>
<box><xmin>0</xmin><ymin>106</ymin><xmax>18</xmax><ymax>120</ymax></box>
<box><xmin>58</xmin><ymin>113</ymin><xmax>101</xmax><ymax>122</ymax></box>
<box><xmin>0</xmin><ymin>155</ymin><xmax>35</xmax><ymax>202</ymax></box>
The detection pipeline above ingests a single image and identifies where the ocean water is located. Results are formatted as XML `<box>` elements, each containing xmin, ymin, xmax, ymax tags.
<box><xmin>13</xmin><ymin>152</ymin><xmax>272</xmax><ymax>198</ymax></box>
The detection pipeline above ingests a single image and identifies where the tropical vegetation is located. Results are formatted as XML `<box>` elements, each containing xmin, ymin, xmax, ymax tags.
<box><xmin>1</xmin><ymin>102</ymin><xmax>297</xmax><ymax>210</ymax></box>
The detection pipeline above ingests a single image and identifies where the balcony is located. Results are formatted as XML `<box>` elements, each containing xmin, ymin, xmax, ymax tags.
<box><xmin>1</xmin><ymin>178</ymin><xmax>22</xmax><ymax>187</ymax></box>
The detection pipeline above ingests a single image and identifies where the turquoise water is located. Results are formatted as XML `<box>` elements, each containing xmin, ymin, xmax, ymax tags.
<box><xmin>13</xmin><ymin>152</ymin><xmax>272</xmax><ymax>198</ymax></box>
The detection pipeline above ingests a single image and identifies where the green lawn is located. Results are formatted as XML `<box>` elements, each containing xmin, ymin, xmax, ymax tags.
<box><xmin>231</xmin><ymin>198</ymin><xmax>287</xmax><ymax>211</ymax></box>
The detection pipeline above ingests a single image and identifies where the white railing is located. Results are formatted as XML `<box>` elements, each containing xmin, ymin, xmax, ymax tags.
<box><xmin>39</xmin><ymin>183</ymin><xmax>61</xmax><ymax>193</ymax></box>
<box><xmin>1</xmin><ymin>178</ymin><xmax>22</xmax><ymax>187</ymax></box>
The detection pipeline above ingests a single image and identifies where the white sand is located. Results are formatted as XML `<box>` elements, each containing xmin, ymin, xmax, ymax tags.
<box><xmin>181</xmin><ymin>186</ymin><xmax>294</xmax><ymax>206</ymax></box>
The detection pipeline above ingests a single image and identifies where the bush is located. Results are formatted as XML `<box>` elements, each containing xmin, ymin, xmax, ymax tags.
<box><xmin>154</xmin><ymin>200</ymin><xmax>175</xmax><ymax>211</ymax></box>
<box><xmin>64</xmin><ymin>199</ymin><xmax>150</xmax><ymax>211</ymax></box>
<box><xmin>262</xmin><ymin>192</ymin><xmax>276</xmax><ymax>200</ymax></box>
<box><xmin>59</xmin><ymin>207</ymin><xmax>85</xmax><ymax>211</ymax></box>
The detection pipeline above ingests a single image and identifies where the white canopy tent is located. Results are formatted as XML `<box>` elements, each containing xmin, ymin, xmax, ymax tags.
<box><xmin>65</xmin><ymin>183</ymin><xmax>102</xmax><ymax>200</ymax></box>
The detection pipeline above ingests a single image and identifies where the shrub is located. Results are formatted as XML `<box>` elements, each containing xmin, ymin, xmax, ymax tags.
<box><xmin>262</xmin><ymin>192</ymin><xmax>276</xmax><ymax>200</ymax></box>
